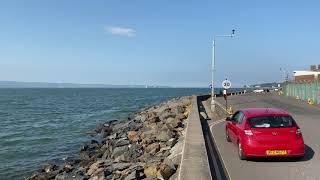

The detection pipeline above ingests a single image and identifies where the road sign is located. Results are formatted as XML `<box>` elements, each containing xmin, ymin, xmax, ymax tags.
<box><xmin>209</xmin><ymin>84</ymin><xmax>212</xmax><ymax>89</ymax></box>
<box><xmin>222</xmin><ymin>80</ymin><xmax>232</xmax><ymax>89</ymax></box>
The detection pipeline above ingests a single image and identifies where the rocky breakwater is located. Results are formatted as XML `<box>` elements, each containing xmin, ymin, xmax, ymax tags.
<box><xmin>26</xmin><ymin>96</ymin><xmax>192</xmax><ymax>180</ymax></box>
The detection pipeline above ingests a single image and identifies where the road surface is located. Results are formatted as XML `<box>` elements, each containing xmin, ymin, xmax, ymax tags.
<box><xmin>210</xmin><ymin>93</ymin><xmax>320</xmax><ymax>180</ymax></box>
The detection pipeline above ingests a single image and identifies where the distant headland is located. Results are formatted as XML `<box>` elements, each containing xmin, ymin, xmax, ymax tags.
<box><xmin>0</xmin><ymin>81</ymin><xmax>171</xmax><ymax>88</ymax></box>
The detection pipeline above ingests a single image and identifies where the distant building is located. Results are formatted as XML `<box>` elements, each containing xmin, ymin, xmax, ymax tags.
<box><xmin>293</xmin><ymin>65</ymin><xmax>320</xmax><ymax>82</ymax></box>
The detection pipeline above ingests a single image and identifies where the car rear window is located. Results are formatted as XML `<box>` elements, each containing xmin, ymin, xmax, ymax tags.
<box><xmin>248</xmin><ymin>116</ymin><xmax>294</xmax><ymax>128</ymax></box>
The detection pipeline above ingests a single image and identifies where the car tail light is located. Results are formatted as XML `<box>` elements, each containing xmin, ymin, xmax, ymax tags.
<box><xmin>244</xmin><ymin>130</ymin><xmax>253</xmax><ymax>136</ymax></box>
<box><xmin>296</xmin><ymin>128</ymin><xmax>302</xmax><ymax>136</ymax></box>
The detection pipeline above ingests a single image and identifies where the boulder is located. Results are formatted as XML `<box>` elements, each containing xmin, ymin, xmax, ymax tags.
<box><xmin>167</xmin><ymin>140</ymin><xmax>184</xmax><ymax>165</ymax></box>
<box><xmin>112</xmin><ymin>121</ymin><xmax>130</xmax><ymax>132</ymax></box>
<box><xmin>175</xmin><ymin>113</ymin><xmax>186</xmax><ymax>121</ymax></box>
<box><xmin>134</xmin><ymin>113</ymin><xmax>148</xmax><ymax>122</ymax></box>
<box><xmin>145</xmin><ymin>143</ymin><xmax>160</xmax><ymax>155</ymax></box>
<box><xmin>129</xmin><ymin>144</ymin><xmax>143</xmax><ymax>160</ymax></box>
<box><xmin>43</xmin><ymin>164</ymin><xmax>59</xmax><ymax>173</ymax></box>
<box><xmin>144</xmin><ymin>165</ymin><xmax>159</xmax><ymax>177</ymax></box>
<box><xmin>171</xmin><ymin>105</ymin><xmax>184</xmax><ymax>114</ymax></box>
<box><xmin>87</xmin><ymin>163</ymin><xmax>99</xmax><ymax>176</ymax></box>
<box><xmin>128</xmin><ymin>121</ymin><xmax>143</xmax><ymax>131</ymax></box>
<box><xmin>145</xmin><ymin>156</ymin><xmax>163</xmax><ymax>164</ymax></box>
<box><xmin>112</xmin><ymin>146</ymin><xmax>129</xmax><ymax>158</ymax></box>
<box><xmin>106</xmin><ymin>133</ymin><xmax>117</xmax><ymax>140</ymax></box>
<box><xmin>63</xmin><ymin>164</ymin><xmax>73</xmax><ymax>173</ymax></box>
<box><xmin>127</xmin><ymin>131</ymin><xmax>139</xmax><ymax>142</ymax></box>
<box><xmin>153</xmin><ymin>105</ymin><xmax>170</xmax><ymax>114</ymax></box>
<box><xmin>102</xmin><ymin>146</ymin><xmax>113</xmax><ymax>160</ymax></box>
<box><xmin>87</xmin><ymin>160</ymin><xmax>112</xmax><ymax>176</ymax></box>
<box><xmin>124</xmin><ymin>168</ymin><xmax>145</xmax><ymax>180</ymax></box>
<box><xmin>55</xmin><ymin>172</ymin><xmax>89</xmax><ymax>180</ymax></box>
<box><xmin>165</xmin><ymin>118</ymin><xmax>181</xmax><ymax>129</ymax></box>
<box><xmin>159</xmin><ymin>111</ymin><xmax>175</xmax><ymax>122</ymax></box>
<box><xmin>141</xmin><ymin>129</ymin><xmax>157</xmax><ymax>139</ymax></box>
<box><xmin>115</xmin><ymin>138</ymin><xmax>130</xmax><ymax>147</ymax></box>
<box><xmin>112</xmin><ymin>163</ymin><xmax>132</xmax><ymax>171</ymax></box>
<box><xmin>158</xmin><ymin>163</ymin><xmax>176</xmax><ymax>180</ymax></box>
<box><xmin>156</xmin><ymin>130</ymin><xmax>173</xmax><ymax>142</ymax></box>
<box><xmin>101</xmin><ymin>126</ymin><xmax>112</xmax><ymax>138</ymax></box>
<box><xmin>149</xmin><ymin>116</ymin><xmax>160</xmax><ymax>123</ymax></box>
<box><xmin>166</xmin><ymin>138</ymin><xmax>178</xmax><ymax>148</ymax></box>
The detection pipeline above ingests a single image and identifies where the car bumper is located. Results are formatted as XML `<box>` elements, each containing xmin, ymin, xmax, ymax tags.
<box><xmin>242</xmin><ymin>139</ymin><xmax>305</xmax><ymax>157</ymax></box>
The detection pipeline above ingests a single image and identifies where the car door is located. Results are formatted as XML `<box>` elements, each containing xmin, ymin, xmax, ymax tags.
<box><xmin>233</xmin><ymin>112</ymin><xmax>245</xmax><ymax>143</ymax></box>
<box><xmin>228</xmin><ymin>111</ymin><xmax>241</xmax><ymax>143</ymax></box>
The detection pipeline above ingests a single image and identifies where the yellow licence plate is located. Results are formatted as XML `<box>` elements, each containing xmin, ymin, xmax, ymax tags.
<box><xmin>266</xmin><ymin>150</ymin><xmax>287</xmax><ymax>155</ymax></box>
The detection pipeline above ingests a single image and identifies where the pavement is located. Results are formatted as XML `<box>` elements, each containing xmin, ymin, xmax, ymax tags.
<box><xmin>208</xmin><ymin>93</ymin><xmax>320</xmax><ymax>180</ymax></box>
<box><xmin>178</xmin><ymin>96</ymin><xmax>211</xmax><ymax>180</ymax></box>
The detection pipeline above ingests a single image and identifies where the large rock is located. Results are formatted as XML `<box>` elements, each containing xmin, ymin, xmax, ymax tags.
<box><xmin>112</xmin><ymin>121</ymin><xmax>131</xmax><ymax>132</ymax></box>
<box><xmin>166</xmin><ymin>138</ymin><xmax>178</xmax><ymax>148</ymax></box>
<box><xmin>43</xmin><ymin>164</ymin><xmax>59</xmax><ymax>173</ymax></box>
<box><xmin>145</xmin><ymin>143</ymin><xmax>160</xmax><ymax>155</ymax></box>
<box><xmin>159</xmin><ymin>110</ymin><xmax>175</xmax><ymax>122</ymax></box>
<box><xmin>156</xmin><ymin>130</ymin><xmax>173</xmax><ymax>142</ymax></box>
<box><xmin>128</xmin><ymin>131</ymin><xmax>139</xmax><ymax>142</ymax></box>
<box><xmin>101</xmin><ymin>125</ymin><xmax>113</xmax><ymax>138</ymax></box>
<box><xmin>165</xmin><ymin>118</ymin><xmax>181</xmax><ymax>129</ymax></box>
<box><xmin>144</xmin><ymin>165</ymin><xmax>159</xmax><ymax>177</ymax></box>
<box><xmin>112</xmin><ymin>163</ymin><xmax>132</xmax><ymax>171</ymax></box>
<box><xmin>171</xmin><ymin>105</ymin><xmax>185</xmax><ymax>114</ymax></box>
<box><xmin>141</xmin><ymin>129</ymin><xmax>157</xmax><ymax>139</ymax></box>
<box><xmin>124</xmin><ymin>167</ymin><xmax>145</xmax><ymax>180</ymax></box>
<box><xmin>128</xmin><ymin>121</ymin><xmax>143</xmax><ymax>131</ymax></box>
<box><xmin>167</xmin><ymin>140</ymin><xmax>184</xmax><ymax>165</ymax></box>
<box><xmin>115</xmin><ymin>138</ymin><xmax>130</xmax><ymax>147</ymax></box>
<box><xmin>158</xmin><ymin>163</ymin><xmax>176</xmax><ymax>180</ymax></box>
<box><xmin>112</xmin><ymin>146</ymin><xmax>129</xmax><ymax>158</ymax></box>
<box><xmin>129</xmin><ymin>144</ymin><xmax>143</xmax><ymax>160</ymax></box>
<box><xmin>134</xmin><ymin>113</ymin><xmax>148</xmax><ymax>122</ymax></box>
<box><xmin>106</xmin><ymin>133</ymin><xmax>117</xmax><ymax>140</ymax></box>
<box><xmin>86</xmin><ymin>160</ymin><xmax>112</xmax><ymax>176</ymax></box>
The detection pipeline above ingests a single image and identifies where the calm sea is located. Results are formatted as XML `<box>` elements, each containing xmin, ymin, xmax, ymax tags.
<box><xmin>0</xmin><ymin>88</ymin><xmax>241</xmax><ymax>179</ymax></box>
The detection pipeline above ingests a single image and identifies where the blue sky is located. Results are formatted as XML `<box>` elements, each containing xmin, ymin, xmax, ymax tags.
<box><xmin>1</xmin><ymin>0</ymin><xmax>320</xmax><ymax>87</ymax></box>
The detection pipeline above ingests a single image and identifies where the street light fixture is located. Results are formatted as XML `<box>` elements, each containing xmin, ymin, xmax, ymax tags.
<box><xmin>211</xmin><ymin>29</ymin><xmax>235</xmax><ymax>112</ymax></box>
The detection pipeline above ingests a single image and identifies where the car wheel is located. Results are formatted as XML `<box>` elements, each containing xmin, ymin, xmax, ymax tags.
<box><xmin>238</xmin><ymin>142</ymin><xmax>247</xmax><ymax>160</ymax></box>
<box><xmin>226</xmin><ymin>130</ymin><xmax>231</xmax><ymax>142</ymax></box>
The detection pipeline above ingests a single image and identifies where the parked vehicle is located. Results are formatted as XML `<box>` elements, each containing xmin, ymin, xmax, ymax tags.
<box><xmin>225</xmin><ymin>108</ymin><xmax>305</xmax><ymax>160</ymax></box>
<box><xmin>253</xmin><ymin>89</ymin><xmax>264</xmax><ymax>93</ymax></box>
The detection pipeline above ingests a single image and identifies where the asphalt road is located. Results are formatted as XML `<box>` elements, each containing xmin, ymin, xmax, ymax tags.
<box><xmin>210</xmin><ymin>93</ymin><xmax>320</xmax><ymax>180</ymax></box>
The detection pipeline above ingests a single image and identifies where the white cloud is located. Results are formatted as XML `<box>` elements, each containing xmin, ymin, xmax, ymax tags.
<box><xmin>106</xmin><ymin>26</ymin><xmax>136</xmax><ymax>37</ymax></box>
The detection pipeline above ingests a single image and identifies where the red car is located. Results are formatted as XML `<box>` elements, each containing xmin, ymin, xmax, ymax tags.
<box><xmin>225</xmin><ymin>108</ymin><xmax>305</xmax><ymax>160</ymax></box>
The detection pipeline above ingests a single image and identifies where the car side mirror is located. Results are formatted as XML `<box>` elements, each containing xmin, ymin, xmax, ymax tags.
<box><xmin>226</xmin><ymin>117</ymin><xmax>232</xmax><ymax>121</ymax></box>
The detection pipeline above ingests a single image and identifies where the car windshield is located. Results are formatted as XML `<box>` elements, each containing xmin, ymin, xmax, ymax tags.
<box><xmin>248</xmin><ymin>116</ymin><xmax>294</xmax><ymax>128</ymax></box>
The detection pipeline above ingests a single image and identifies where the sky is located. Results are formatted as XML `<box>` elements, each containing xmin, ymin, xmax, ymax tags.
<box><xmin>1</xmin><ymin>0</ymin><xmax>320</xmax><ymax>87</ymax></box>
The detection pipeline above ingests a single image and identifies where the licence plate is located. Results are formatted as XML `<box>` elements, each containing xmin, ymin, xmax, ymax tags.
<box><xmin>266</xmin><ymin>150</ymin><xmax>287</xmax><ymax>155</ymax></box>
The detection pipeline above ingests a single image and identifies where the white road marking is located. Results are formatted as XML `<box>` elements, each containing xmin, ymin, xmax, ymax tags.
<box><xmin>210</xmin><ymin>119</ymin><xmax>225</xmax><ymax>127</ymax></box>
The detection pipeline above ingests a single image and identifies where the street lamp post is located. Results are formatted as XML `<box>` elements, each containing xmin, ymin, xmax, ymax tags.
<box><xmin>211</xmin><ymin>29</ymin><xmax>235</xmax><ymax>112</ymax></box>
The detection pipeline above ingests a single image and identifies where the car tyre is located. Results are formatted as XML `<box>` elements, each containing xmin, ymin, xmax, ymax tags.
<box><xmin>238</xmin><ymin>142</ymin><xmax>247</xmax><ymax>160</ymax></box>
<box><xmin>226</xmin><ymin>130</ymin><xmax>231</xmax><ymax>142</ymax></box>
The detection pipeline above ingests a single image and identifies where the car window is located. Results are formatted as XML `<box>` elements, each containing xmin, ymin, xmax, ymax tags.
<box><xmin>232</xmin><ymin>111</ymin><xmax>244</xmax><ymax>124</ymax></box>
<box><xmin>232</xmin><ymin>112</ymin><xmax>240</xmax><ymax>121</ymax></box>
<box><xmin>237</xmin><ymin>112</ymin><xmax>244</xmax><ymax>124</ymax></box>
<box><xmin>248</xmin><ymin>116</ymin><xmax>294</xmax><ymax>128</ymax></box>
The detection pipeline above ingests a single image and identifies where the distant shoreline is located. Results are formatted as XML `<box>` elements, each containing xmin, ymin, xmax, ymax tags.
<box><xmin>0</xmin><ymin>81</ymin><xmax>246</xmax><ymax>89</ymax></box>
